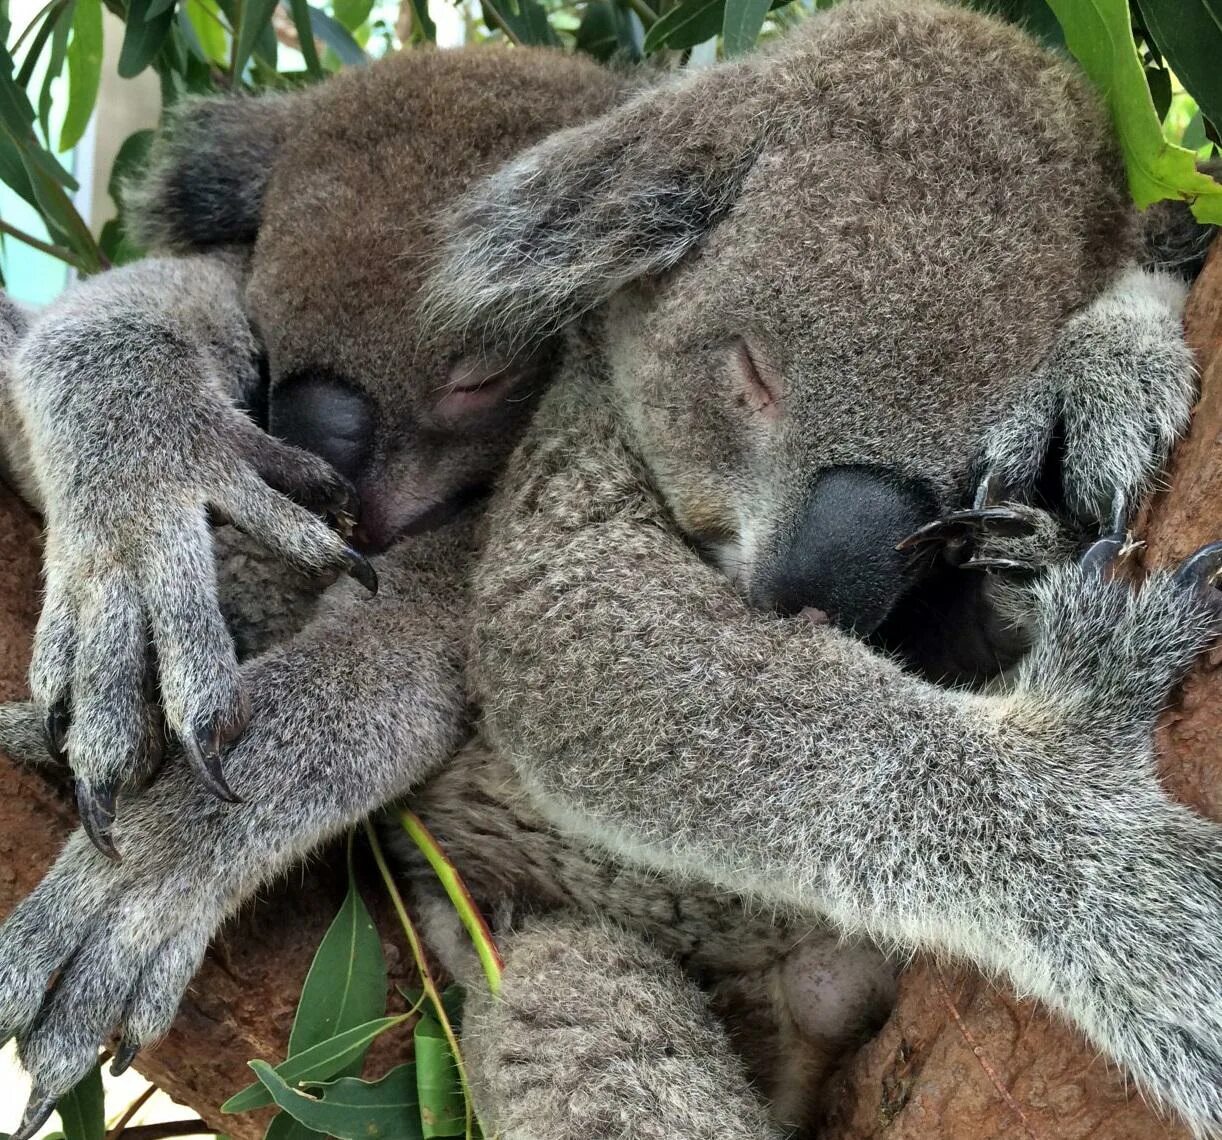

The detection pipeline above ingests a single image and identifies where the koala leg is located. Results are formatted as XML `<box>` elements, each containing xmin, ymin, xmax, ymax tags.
<box><xmin>460</xmin><ymin>912</ymin><xmax>784</xmax><ymax>1140</ymax></box>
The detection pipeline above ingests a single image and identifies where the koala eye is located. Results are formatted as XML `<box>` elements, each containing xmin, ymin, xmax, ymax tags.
<box><xmin>731</xmin><ymin>338</ymin><xmax>782</xmax><ymax>420</ymax></box>
<box><xmin>433</xmin><ymin>355</ymin><xmax>540</xmax><ymax>424</ymax></box>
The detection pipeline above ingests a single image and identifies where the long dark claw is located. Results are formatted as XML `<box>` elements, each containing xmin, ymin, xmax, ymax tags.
<box><xmin>1080</xmin><ymin>533</ymin><xmax>1126</xmax><ymax>579</ymax></box>
<box><xmin>11</xmin><ymin>1090</ymin><xmax>57</xmax><ymax>1140</ymax></box>
<box><xmin>76</xmin><ymin>780</ymin><xmax>120</xmax><ymax>862</ymax></box>
<box><xmin>961</xmin><ymin>557</ymin><xmax>1036</xmax><ymax>573</ymax></box>
<box><xmin>183</xmin><ymin>722</ymin><xmax>242</xmax><ymax>804</ymax></box>
<box><xmin>1173</xmin><ymin>540</ymin><xmax>1222</xmax><ymax>591</ymax></box>
<box><xmin>44</xmin><ymin>699</ymin><xmax>70</xmax><ymax>765</ymax></box>
<box><xmin>896</xmin><ymin>507</ymin><xmax>1038</xmax><ymax>552</ymax></box>
<box><xmin>111</xmin><ymin>1038</ymin><xmax>140</xmax><ymax>1076</ymax></box>
<box><xmin>344</xmin><ymin>547</ymin><xmax>379</xmax><ymax>595</ymax></box>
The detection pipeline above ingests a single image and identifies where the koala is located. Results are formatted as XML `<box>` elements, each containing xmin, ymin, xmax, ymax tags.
<box><xmin>0</xmin><ymin>45</ymin><xmax>629</xmax><ymax>851</ymax></box>
<box><xmin>0</xmin><ymin>1</ymin><xmax>1216</xmax><ymax>1137</ymax></box>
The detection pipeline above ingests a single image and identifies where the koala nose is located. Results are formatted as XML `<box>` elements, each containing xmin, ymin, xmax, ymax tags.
<box><xmin>750</xmin><ymin>465</ymin><xmax>939</xmax><ymax>636</ymax></box>
<box><xmin>269</xmin><ymin>370</ymin><xmax>375</xmax><ymax>482</ymax></box>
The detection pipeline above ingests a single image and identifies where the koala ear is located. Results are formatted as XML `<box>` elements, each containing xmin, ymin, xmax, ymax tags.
<box><xmin>423</xmin><ymin>79</ymin><xmax>759</xmax><ymax>354</ymax></box>
<box><xmin>123</xmin><ymin>91</ymin><xmax>302</xmax><ymax>252</ymax></box>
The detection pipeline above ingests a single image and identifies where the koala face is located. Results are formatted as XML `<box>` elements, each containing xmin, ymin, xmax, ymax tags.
<box><xmin>129</xmin><ymin>47</ymin><xmax>627</xmax><ymax>551</ymax></box>
<box><xmin>429</xmin><ymin>0</ymin><xmax>1136</xmax><ymax>635</ymax></box>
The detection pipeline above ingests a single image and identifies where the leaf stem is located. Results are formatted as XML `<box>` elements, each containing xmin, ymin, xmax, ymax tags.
<box><xmin>362</xmin><ymin>820</ymin><xmax>479</xmax><ymax>1140</ymax></box>
<box><xmin>105</xmin><ymin>1084</ymin><xmax>158</xmax><ymax>1140</ymax></box>
<box><xmin>0</xmin><ymin>218</ymin><xmax>90</xmax><ymax>270</ymax></box>
<box><xmin>398</xmin><ymin>810</ymin><xmax>503</xmax><ymax>997</ymax></box>
<box><xmin>625</xmin><ymin>0</ymin><xmax>658</xmax><ymax>29</ymax></box>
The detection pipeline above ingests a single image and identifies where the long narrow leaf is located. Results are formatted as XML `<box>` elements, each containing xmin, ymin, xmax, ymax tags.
<box><xmin>288</xmin><ymin>842</ymin><xmax>388</xmax><ymax>1067</ymax></box>
<box><xmin>39</xmin><ymin>1</ymin><xmax>76</xmax><ymax>137</ymax></box>
<box><xmin>1135</xmin><ymin>0</ymin><xmax>1222</xmax><ymax>137</ymax></box>
<box><xmin>1044</xmin><ymin>0</ymin><xmax>1222</xmax><ymax>221</ymax></box>
<box><xmin>252</xmin><ymin>1061</ymin><xmax>424</xmax><ymax>1140</ymax></box>
<box><xmin>222</xmin><ymin>1015</ymin><xmax>410</xmax><ymax>1114</ymax></box>
<box><xmin>55</xmin><ymin>1065</ymin><xmax>104</xmax><ymax>1140</ymax></box>
<box><xmin>231</xmin><ymin>0</ymin><xmax>279</xmax><ymax>78</ymax></box>
<box><xmin>642</xmin><ymin>0</ymin><xmax>721</xmax><ymax>53</ymax></box>
<box><xmin>59</xmin><ymin>0</ymin><xmax>101</xmax><ymax>150</ymax></box>
<box><xmin>118</xmin><ymin>0</ymin><xmax>175</xmax><ymax>76</ymax></box>
<box><xmin>282</xmin><ymin>0</ymin><xmax>323</xmax><ymax>76</ymax></box>
<box><xmin>722</xmin><ymin>0</ymin><xmax>769</xmax><ymax>56</ymax></box>
<box><xmin>414</xmin><ymin>1015</ymin><xmax>465</xmax><ymax>1139</ymax></box>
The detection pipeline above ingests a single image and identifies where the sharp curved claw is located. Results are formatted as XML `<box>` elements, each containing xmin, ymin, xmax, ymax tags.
<box><xmin>1173</xmin><ymin>540</ymin><xmax>1222</xmax><ymax>592</ymax></box>
<box><xmin>960</xmin><ymin>557</ymin><xmax>1036</xmax><ymax>573</ymax></box>
<box><xmin>344</xmin><ymin>547</ymin><xmax>379</xmax><ymax>595</ymax></box>
<box><xmin>76</xmin><ymin>780</ymin><xmax>121</xmax><ymax>862</ymax></box>
<box><xmin>896</xmin><ymin>507</ymin><xmax>1038</xmax><ymax>552</ymax></box>
<box><xmin>44</xmin><ymin>699</ymin><xmax>70</xmax><ymax>765</ymax></box>
<box><xmin>1079</xmin><ymin>533</ymin><xmax>1126</xmax><ymax>579</ymax></box>
<box><xmin>111</xmin><ymin>1038</ymin><xmax>140</xmax><ymax>1076</ymax></box>
<box><xmin>183</xmin><ymin>723</ymin><xmax>242</xmax><ymax>804</ymax></box>
<box><xmin>11</xmin><ymin>1091</ymin><xmax>57</xmax><ymax>1140</ymax></box>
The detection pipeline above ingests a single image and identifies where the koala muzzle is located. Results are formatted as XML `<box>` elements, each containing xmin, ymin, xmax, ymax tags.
<box><xmin>751</xmin><ymin>465</ymin><xmax>939</xmax><ymax>636</ymax></box>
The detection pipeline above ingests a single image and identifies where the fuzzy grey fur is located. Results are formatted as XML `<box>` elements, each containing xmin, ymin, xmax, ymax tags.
<box><xmin>0</xmin><ymin>1</ymin><xmax>1217</xmax><ymax>1136</ymax></box>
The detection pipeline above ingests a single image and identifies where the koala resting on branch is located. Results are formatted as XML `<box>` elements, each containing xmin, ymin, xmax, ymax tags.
<box><xmin>2</xmin><ymin>0</ymin><xmax>1222</xmax><ymax>1136</ymax></box>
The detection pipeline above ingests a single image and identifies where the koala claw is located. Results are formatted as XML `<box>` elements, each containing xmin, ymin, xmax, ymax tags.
<box><xmin>183</xmin><ymin>720</ymin><xmax>243</xmax><ymax>804</ymax></box>
<box><xmin>1174</xmin><ymin>540</ymin><xmax>1222</xmax><ymax>594</ymax></box>
<box><xmin>110</xmin><ymin>1038</ymin><xmax>139</xmax><ymax>1076</ymax></box>
<box><xmin>896</xmin><ymin>506</ymin><xmax>1042</xmax><ymax>571</ymax></box>
<box><xmin>1079</xmin><ymin>532</ymin><xmax>1126</xmax><ymax>579</ymax></box>
<box><xmin>75</xmin><ymin>782</ymin><xmax>120</xmax><ymax>862</ymax></box>
<box><xmin>959</xmin><ymin>556</ymin><xmax>1034</xmax><ymax>573</ymax></box>
<box><xmin>11</xmin><ymin>1092</ymin><xmax>56</xmax><ymax>1140</ymax></box>
<box><xmin>43</xmin><ymin>701</ymin><xmax>69</xmax><ymax>765</ymax></box>
<box><xmin>344</xmin><ymin>547</ymin><xmax>380</xmax><ymax>596</ymax></box>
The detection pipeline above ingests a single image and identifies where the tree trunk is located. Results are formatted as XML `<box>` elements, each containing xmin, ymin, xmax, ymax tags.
<box><xmin>1</xmin><ymin>241</ymin><xmax>1219</xmax><ymax>1138</ymax></box>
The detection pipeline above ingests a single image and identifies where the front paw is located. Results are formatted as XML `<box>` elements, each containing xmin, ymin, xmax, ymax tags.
<box><xmin>0</xmin><ymin>834</ymin><xmax>215</xmax><ymax>1138</ymax></box>
<box><xmin>980</xmin><ymin>266</ymin><xmax>1195</xmax><ymax>531</ymax></box>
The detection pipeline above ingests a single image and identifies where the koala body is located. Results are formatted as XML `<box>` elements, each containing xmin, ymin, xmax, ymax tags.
<box><xmin>0</xmin><ymin>2</ymin><xmax>1218</xmax><ymax>1138</ymax></box>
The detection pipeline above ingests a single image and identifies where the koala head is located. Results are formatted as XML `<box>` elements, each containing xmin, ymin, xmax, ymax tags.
<box><xmin>127</xmin><ymin>48</ymin><xmax>628</xmax><ymax>550</ymax></box>
<box><xmin>428</xmin><ymin>0</ymin><xmax>1136</xmax><ymax>638</ymax></box>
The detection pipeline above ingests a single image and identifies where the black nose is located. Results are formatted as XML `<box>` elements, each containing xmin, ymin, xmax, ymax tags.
<box><xmin>750</xmin><ymin>465</ymin><xmax>938</xmax><ymax>636</ymax></box>
<box><xmin>269</xmin><ymin>370</ymin><xmax>375</xmax><ymax>482</ymax></box>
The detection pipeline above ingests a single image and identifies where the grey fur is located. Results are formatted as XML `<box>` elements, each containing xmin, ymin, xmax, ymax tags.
<box><xmin>0</xmin><ymin>1</ymin><xmax>1216</xmax><ymax>1135</ymax></box>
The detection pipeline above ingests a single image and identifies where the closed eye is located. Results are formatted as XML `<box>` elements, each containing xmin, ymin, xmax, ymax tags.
<box><xmin>732</xmin><ymin>338</ymin><xmax>782</xmax><ymax>419</ymax></box>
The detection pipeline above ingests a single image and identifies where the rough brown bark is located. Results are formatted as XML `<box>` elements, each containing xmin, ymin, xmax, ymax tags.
<box><xmin>0</xmin><ymin>244</ymin><xmax>1218</xmax><ymax>1137</ymax></box>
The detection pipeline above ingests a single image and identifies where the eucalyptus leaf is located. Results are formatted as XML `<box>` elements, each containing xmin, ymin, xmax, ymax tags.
<box><xmin>251</xmin><ymin>1061</ymin><xmax>423</xmax><ymax>1140</ymax></box>
<box><xmin>118</xmin><ymin>0</ymin><xmax>175</xmax><ymax>77</ymax></box>
<box><xmin>282</xmin><ymin>0</ymin><xmax>323</xmax><ymax>76</ymax></box>
<box><xmin>223</xmin><ymin>1015</ymin><xmax>410</xmax><ymax>1114</ymax></box>
<box><xmin>306</xmin><ymin>7</ymin><xmax>368</xmax><ymax>66</ymax></box>
<box><xmin>1134</xmin><ymin>0</ymin><xmax>1222</xmax><ymax>138</ymax></box>
<box><xmin>413</xmin><ymin>1014</ymin><xmax>465</xmax><ymax>1139</ymax></box>
<box><xmin>262</xmin><ymin>1105</ymin><xmax>324</xmax><ymax>1140</ymax></box>
<box><xmin>722</xmin><ymin>0</ymin><xmax>770</xmax><ymax>56</ymax></box>
<box><xmin>288</xmin><ymin>860</ymin><xmax>388</xmax><ymax>1071</ymax></box>
<box><xmin>232</xmin><ymin>0</ymin><xmax>280</xmax><ymax>78</ymax></box>
<box><xmin>60</xmin><ymin>0</ymin><xmax>102</xmax><ymax>151</ymax></box>
<box><xmin>642</xmin><ymin>0</ymin><xmax>722</xmax><ymax>53</ymax></box>
<box><xmin>39</xmin><ymin>2</ymin><xmax>75</xmax><ymax>138</ymax></box>
<box><xmin>55</xmin><ymin>1064</ymin><xmax>104</xmax><ymax>1140</ymax></box>
<box><xmin>1044</xmin><ymin>0</ymin><xmax>1222</xmax><ymax>222</ymax></box>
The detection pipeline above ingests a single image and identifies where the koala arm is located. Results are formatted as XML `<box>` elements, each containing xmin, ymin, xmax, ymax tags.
<box><xmin>0</xmin><ymin>521</ymin><xmax>474</xmax><ymax>1123</ymax></box>
<box><xmin>7</xmin><ymin>253</ymin><xmax>369</xmax><ymax>850</ymax></box>
<box><xmin>472</xmin><ymin>381</ymin><xmax>1222</xmax><ymax>1133</ymax></box>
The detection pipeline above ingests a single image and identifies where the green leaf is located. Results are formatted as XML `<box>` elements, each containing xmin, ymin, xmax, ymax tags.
<box><xmin>231</xmin><ymin>0</ymin><xmax>279</xmax><ymax>77</ymax></box>
<box><xmin>251</xmin><ymin>1062</ymin><xmax>423</xmax><ymax>1140</ymax></box>
<box><xmin>306</xmin><ymin>7</ymin><xmax>367</xmax><ymax>66</ymax></box>
<box><xmin>402</xmin><ymin>0</ymin><xmax>436</xmax><ymax>44</ymax></box>
<box><xmin>39</xmin><ymin>1</ymin><xmax>75</xmax><ymax>138</ymax></box>
<box><xmin>1044</xmin><ymin>0</ymin><xmax>1222</xmax><ymax>222</ymax></box>
<box><xmin>118</xmin><ymin>0</ymin><xmax>175</xmax><ymax>77</ymax></box>
<box><xmin>222</xmin><ymin>1015</ymin><xmax>410</xmax><ymax>1114</ymax></box>
<box><xmin>722</xmin><ymin>0</ymin><xmax>769</xmax><ymax>56</ymax></box>
<box><xmin>1134</xmin><ymin>0</ymin><xmax>1222</xmax><ymax>138</ymax></box>
<box><xmin>282</xmin><ymin>0</ymin><xmax>323</xmax><ymax>76</ymax></box>
<box><xmin>288</xmin><ymin>856</ymin><xmax>388</xmax><ymax>1071</ymax></box>
<box><xmin>262</xmin><ymin>1105</ymin><xmax>324</xmax><ymax>1140</ymax></box>
<box><xmin>1145</xmin><ymin>64</ymin><xmax>1171</xmax><ymax>123</ymax></box>
<box><xmin>575</xmin><ymin>0</ymin><xmax>642</xmax><ymax>61</ymax></box>
<box><xmin>146</xmin><ymin>0</ymin><xmax>180</xmax><ymax>17</ymax></box>
<box><xmin>60</xmin><ymin>0</ymin><xmax>102</xmax><ymax>150</ymax></box>
<box><xmin>482</xmin><ymin>0</ymin><xmax>558</xmax><ymax>45</ymax></box>
<box><xmin>332</xmin><ymin>0</ymin><xmax>374</xmax><ymax>32</ymax></box>
<box><xmin>185</xmin><ymin>0</ymin><xmax>230</xmax><ymax>65</ymax></box>
<box><xmin>56</xmin><ymin>1064</ymin><xmax>105</xmax><ymax>1140</ymax></box>
<box><xmin>642</xmin><ymin>0</ymin><xmax>721</xmax><ymax>53</ymax></box>
<box><xmin>413</xmin><ymin>1014</ymin><xmax>465</xmax><ymax>1138</ymax></box>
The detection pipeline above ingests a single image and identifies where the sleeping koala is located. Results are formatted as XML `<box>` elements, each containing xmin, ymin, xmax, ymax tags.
<box><xmin>0</xmin><ymin>45</ymin><xmax>629</xmax><ymax>851</ymax></box>
<box><xmin>0</xmin><ymin>0</ymin><xmax>1218</xmax><ymax>1136</ymax></box>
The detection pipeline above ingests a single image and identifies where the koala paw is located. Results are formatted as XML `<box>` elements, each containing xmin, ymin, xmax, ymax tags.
<box><xmin>27</xmin><ymin>408</ymin><xmax>376</xmax><ymax>856</ymax></box>
<box><xmin>0</xmin><ymin>832</ymin><xmax>216</xmax><ymax>1137</ymax></box>
<box><xmin>980</xmin><ymin>266</ymin><xmax>1195</xmax><ymax>533</ymax></box>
